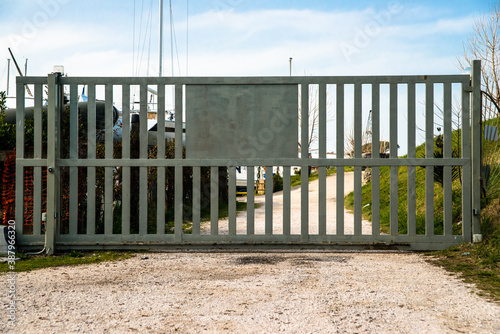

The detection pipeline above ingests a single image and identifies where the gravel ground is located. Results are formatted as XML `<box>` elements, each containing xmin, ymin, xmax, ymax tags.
<box><xmin>2</xmin><ymin>173</ymin><xmax>500</xmax><ymax>333</ymax></box>
<box><xmin>2</xmin><ymin>252</ymin><xmax>500</xmax><ymax>333</ymax></box>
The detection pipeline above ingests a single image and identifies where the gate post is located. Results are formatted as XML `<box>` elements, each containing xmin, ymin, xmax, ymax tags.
<box><xmin>45</xmin><ymin>71</ymin><xmax>62</xmax><ymax>255</ymax></box>
<box><xmin>471</xmin><ymin>60</ymin><xmax>482</xmax><ymax>242</ymax></box>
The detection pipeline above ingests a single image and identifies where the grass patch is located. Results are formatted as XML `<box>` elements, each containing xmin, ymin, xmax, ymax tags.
<box><xmin>345</xmin><ymin>138</ymin><xmax>463</xmax><ymax>235</ymax></box>
<box><xmin>425</xmin><ymin>198</ymin><xmax>500</xmax><ymax>303</ymax></box>
<box><xmin>216</xmin><ymin>201</ymin><xmax>249</xmax><ymax>221</ymax></box>
<box><xmin>290</xmin><ymin>167</ymin><xmax>350</xmax><ymax>188</ymax></box>
<box><xmin>0</xmin><ymin>251</ymin><xmax>134</xmax><ymax>273</ymax></box>
<box><xmin>425</xmin><ymin>243</ymin><xmax>500</xmax><ymax>303</ymax></box>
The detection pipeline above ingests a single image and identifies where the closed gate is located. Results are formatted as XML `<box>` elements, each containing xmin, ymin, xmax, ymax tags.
<box><xmin>14</xmin><ymin>61</ymin><xmax>482</xmax><ymax>253</ymax></box>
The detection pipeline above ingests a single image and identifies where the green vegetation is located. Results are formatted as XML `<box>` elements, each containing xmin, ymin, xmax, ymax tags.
<box><xmin>344</xmin><ymin>136</ymin><xmax>463</xmax><ymax>235</ymax></box>
<box><xmin>345</xmin><ymin>167</ymin><xmax>463</xmax><ymax>235</ymax></box>
<box><xmin>0</xmin><ymin>251</ymin><xmax>133</xmax><ymax>273</ymax></box>
<box><xmin>290</xmin><ymin>166</ymin><xmax>351</xmax><ymax>188</ymax></box>
<box><xmin>426</xmin><ymin>202</ymin><xmax>500</xmax><ymax>302</ymax></box>
<box><xmin>0</xmin><ymin>91</ymin><xmax>15</xmax><ymax>150</ymax></box>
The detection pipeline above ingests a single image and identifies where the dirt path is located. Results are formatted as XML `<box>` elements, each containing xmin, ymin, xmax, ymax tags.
<box><xmin>207</xmin><ymin>172</ymin><xmax>372</xmax><ymax>235</ymax></box>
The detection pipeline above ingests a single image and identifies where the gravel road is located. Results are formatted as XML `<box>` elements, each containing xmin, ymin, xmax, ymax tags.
<box><xmin>2</xmin><ymin>173</ymin><xmax>500</xmax><ymax>333</ymax></box>
<box><xmin>2</xmin><ymin>252</ymin><xmax>500</xmax><ymax>333</ymax></box>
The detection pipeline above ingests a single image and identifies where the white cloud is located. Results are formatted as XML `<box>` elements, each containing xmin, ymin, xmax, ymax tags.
<box><xmin>0</xmin><ymin>2</ymin><xmax>481</xmax><ymax>89</ymax></box>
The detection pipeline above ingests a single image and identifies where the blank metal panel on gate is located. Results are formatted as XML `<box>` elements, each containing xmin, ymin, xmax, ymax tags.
<box><xmin>185</xmin><ymin>84</ymin><xmax>298</xmax><ymax>159</ymax></box>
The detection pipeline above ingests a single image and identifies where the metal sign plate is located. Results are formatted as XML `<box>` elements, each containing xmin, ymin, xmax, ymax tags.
<box><xmin>186</xmin><ymin>84</ymin><xmax>298</xmax><ymax>159</ymax></box>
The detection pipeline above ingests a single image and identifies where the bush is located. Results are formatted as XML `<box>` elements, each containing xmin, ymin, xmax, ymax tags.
<box><xmin>273</xmin><ymin>173</ymin><xmax>283</xmax><ymax>192</ymax></box>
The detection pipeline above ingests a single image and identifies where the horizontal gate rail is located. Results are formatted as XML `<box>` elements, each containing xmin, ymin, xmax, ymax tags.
<box><xmin>17</xmin><ymin>75</ymin><xmax>472</xmax><ymax>85</ymax></box>
<box><xmin>15</xmin><ymin>158</ymin><xmax>471</xmax><ymax>167</ymax></box>
<box><xmin>14</xmin><ymin>66</ymin><xmax>480</xmax><ymax>253</ymax></box>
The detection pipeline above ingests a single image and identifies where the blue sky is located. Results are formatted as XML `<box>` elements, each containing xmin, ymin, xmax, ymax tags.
<box><xmin>0</xmin><ymin>0</ymin><xmax>495</xmax><ymax>154</ymax></box>
<box><xmin>0</xmin><ymin>0</ymin><xmax>494</xmax><ymax>82</ymax></box>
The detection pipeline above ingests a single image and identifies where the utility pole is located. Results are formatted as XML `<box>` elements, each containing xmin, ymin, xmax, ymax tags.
<box><xmin>289</xmin><ymin>57</ymin><xmax>292</xmax><ymax>76</ymax></box>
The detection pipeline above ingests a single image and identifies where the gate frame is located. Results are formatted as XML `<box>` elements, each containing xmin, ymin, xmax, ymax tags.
<box><xmin>14</xmin><ymin>61</ymin><xmax>482</xmax><ymax>254</ymax></box>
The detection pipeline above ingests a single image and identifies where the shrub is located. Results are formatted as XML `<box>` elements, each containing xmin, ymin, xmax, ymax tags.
<box><xmin>273</xmin><ymin>173</ymin><xmax>283</xmax><ymax>192</ymax></box>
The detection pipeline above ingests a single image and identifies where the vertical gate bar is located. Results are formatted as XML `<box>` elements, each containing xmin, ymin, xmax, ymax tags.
<box><xmin>425</xmin><ymin>81</ymin><xmax>435</xmax><ymax>236</ymax></box>
<box><xmin>174</xmin><ymin>84</ymin><xmax>183</xmax><ymax>242</ymax></box>
<box><xmin>210</xmin><ymin>166</ymin><xmax>219</xmax><ymax>235</ymax></box>
<box><xmin>471</xmin><ymin>60</ymin><xmax>482</xmax><ymax>239</ymax></box>
<box><xmin>265</xmin><ymin>165</ymin><xmax>273</xmax><ymax>235</ymax></box>
<box><xmin>33</xmin><ymin>84</ymin><xmax>43</xmax><ymax>236</ymax></box>
<box><xmin>192</xmin><ymin>166</ymin><xmax>201</xmax><ymax>235</ymax></box>
<box><xmin>157</xmin><ymin>84</ymin><xmax>166</xmax><ymax>234</ymax></box>
<box><xmin>283</xmin><ymin>166</ymin><xmax>291</xmax><ymax>235</ymax></box>
<box><xmin>104</xmin><ymin>84</ymin><xmax>113</xmax><ymax>235</ymax></box>
<box><xmin>121</xmin><ymin>84</ymin><xmax>131</xmax><ymax>235</ymax></box>
<box><xmin>15</xmin><ymin>82</ymin><xmax>25</xmax><ymax>239</ymax></box>
<box><xmin>68</xmin><ymin>84</ymin><xmax>78</xmax><ymax>235</ymax></box>
<box><xmin>229</xmin><ymin>166</ymin><xmax>237</xmax><ymax>235</ymax></box>
<box><xmin>34</xmin><ymin>84</ymin><xmax>43</xmax><ymax>159</ymax></box>
<box><xmin>462</xmin><ymin>81</ymin><xmax>472</xmax><ymax>241</ymax></box>
<box><xmin>139</xmin><ymin>84</ymin><xmax>148</xmax><ymax>235</ymax></box>
<box><xmin>175</xmin><ymin>165</ymin><xmax>183</xmax><ymax>241</ymax></box>
<box><xmin>443</xmin><ymin>82</ymin><xmax>453</xmax><ymax>236</ymax></box>
<box><xmin>45</xmin><ymin>73</ymin><xmax>60</xmax><ymax>254</ymax></box>
<box><xmin>336</xmin><ymin>84</ymin><xmax>345</xmax><ymax>236</ymax></box>
<box><xmin>371</xmin><ymin>83</ymin><xmax>380</xmax><ymax>236</ymax></box>
<box><xmin>319</xmin><ymin>83</ymin><xmax>327</xmax><ymax>236</ymax></box>
<box><xmin>247</xmin><ymin>166</ymin><xmax>255</xmax><ymax>235</ymax></box>
<box><xmin>354</xmin><ymin>83</ymin><xmax>362</xmax><ymax>236</ymax></box>
<box><xmin>175</xmin><ymin>84</ymin><xmax>183</xmax><ymax>158</ymax></box>
<box><xmin>407</xmin><ymin>82</ymin><xmax>417</xmax><ymax>236</ymax></box>
<box><xmin>301</xmin><ymin>83</ymin><xmax>309</xmax><ymax>240</ymax></box>
<box><xmin>390</xmin><ymin>83</ymin><xmax>398</xmax><ymax>236</ymax></box>
<box><xmin>87</xmin><ymin>84</ymin><xmax>96</xmax><ymax>235</ymax></box>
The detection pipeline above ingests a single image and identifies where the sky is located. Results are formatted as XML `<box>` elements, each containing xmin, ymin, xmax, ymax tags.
<box><xmin>0</xmin><ymin>0</ymin><xmax>495</xmax><ymax>155</ymax></box>
<box><xmin>0</xmin><ymin>0</ymin><xmax>493</xmax><ymax>80</ymax></box>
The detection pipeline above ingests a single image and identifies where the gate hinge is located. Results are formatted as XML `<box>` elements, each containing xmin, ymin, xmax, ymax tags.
<box><xmin>464</xmin><ymin>85</ymin><xmax>473</xmax><ymax>93</ymax></box>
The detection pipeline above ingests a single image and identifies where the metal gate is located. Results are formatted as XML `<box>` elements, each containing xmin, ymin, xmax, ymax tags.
<box><xmin>14</xmin><ymin>61</ymin><xmax>482</xmax><ymax>253</ymax></box>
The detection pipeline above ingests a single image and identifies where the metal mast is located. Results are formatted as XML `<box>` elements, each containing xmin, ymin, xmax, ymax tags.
<box><xmin>6</xmin><ymin>58</ymin><xmax>10</xmax><ymax>96</ymax></box>
<box><xmin>159</xmin><ymin>0</ymin><xmax>163</xmax><ymax>77</ymax></box>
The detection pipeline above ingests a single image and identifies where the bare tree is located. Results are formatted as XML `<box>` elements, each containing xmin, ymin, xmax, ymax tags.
<box><xmin>459</xmin><ymin>4</ymin><xmax>500</xmax><ymax>199</ymax></box>
<box><xmin>297</xmin><ymin>84</ymin><xmax>332</xmax><ymax>155</ymax></box>
<box><xmin>345</xmin><ymin>125</ymin><xmax>389</xmax><ymax>158</ymax></box>
<box><xmin>458</xmin><ymin>4</ymin><xmax>500</xmax><ymax>106</ymax></box>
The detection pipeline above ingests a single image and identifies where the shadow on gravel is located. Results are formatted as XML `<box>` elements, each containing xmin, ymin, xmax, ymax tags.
<box><xmin>235</xmin><ymin>255</ymin><xmax>351</xmax><ymax>266</ymax></box>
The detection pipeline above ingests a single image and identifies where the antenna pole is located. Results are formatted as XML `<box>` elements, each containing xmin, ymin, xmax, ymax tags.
<box><xmin>8</xmin><ymin>47</ymin><xmax>32</xmax><ymax>97</ymax></box>
<box><xmin>170</xmin><ymin>0</ymin><xmax>174</xmax><ymax>77</ymax></box>
<box><xmin>7</xmin><ymin>58</ymin><xmax>10</xmax><ymax>96</ymax></box>
<box><xmin>159</xmin><ymin>0</ymin><xmax>163</xmax><ymax>77</ymax></box>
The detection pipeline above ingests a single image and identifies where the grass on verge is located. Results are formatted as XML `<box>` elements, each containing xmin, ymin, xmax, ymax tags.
<box><xmin>290</xmin><ymin>167</ymin><xmax>351</xmax><ymax>188</ymax></box>
<box><xmin>0</xmin><ymin>251</ymin><xmax>134</xmax><ymax>273</ymax></box>
<box><xmin>425</xmin><ymin>199</ymin><xmax>500</xmax><ymax>303</ymax></box>
<box><xmin>425</xmin><ymin>243</ymin><xmax>500</xmax><ymax>303</ymax></box>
